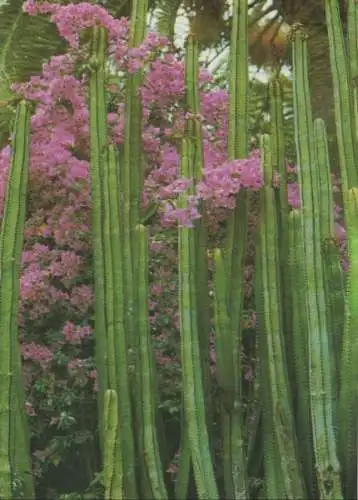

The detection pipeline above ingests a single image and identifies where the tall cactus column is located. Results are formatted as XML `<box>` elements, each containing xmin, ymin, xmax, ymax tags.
<box><xmin>287</xmin><ymin>208</ymin><xmax>314</xmax><ymax>495</ymax></box>
<box><xmin>0</xmin><ymin>100</ymin><xmax>34</xmax><ymax>499</ymax></box>
<box><xmin>183</xmin><ymin>32</ymin><xmax>212</xmax><ymax>446</ymax></box>
<box><xmin>269</xmin><ymin>80</ymin><xmax>294</xmax><ymax>391</ymax></box>
<box><xmin>291</xmin><ymin>26</ymin><xmax>342</xmax><ymax>499</ymax></box>
<box><xmin>218</xmin><ymin>0</ymin><xmax>250</xmax><ymax>496</ymax></box>
<box><xmin>314</xmin><ymin>118</ymin><xmax>344</xmax><ymax>401</ymax></box>
<box><xmin>120</xmin><ymin>1</ymin><xmax>154</xmax><ymax>497</ymax></box>
<box><xmin>324</xmin><ymin>0</ymin><xmax>358</xmax><ymax>206</ymax></box>
<box><xmin>102</xmin><ymin>144</ymin><xmax>137</xmax><ymax>498</ymax></box>
<box><xmin>88</xmin><ymin>26</ymin><xmax>139</xmax><ymax>498</ymax></box>
<box><xmin>102</xmin><ymin>389</ymin><xmax>121</xmax><ymax>500</ymax></box>
<box><xmin>178</xmin><ymin>136</ymin><xmax>219</xmax><ymax>500</ymax></box>
<box><xmin>339</xmin><ymin>187</ymin><xmax>358</xmax><ymax>498</ymax></box>
<box><xmin>175</xmin><ymin>33</ymin><xmax>214</xmax><ymax>499</ymax></box>
<box><xmin>136</xmin><ymin>224</ymin><xmax>168</xmax><ymax>499</ymax></box>
<box><xmin>255</xmin><ymin>134</ymin><xmax>305</xmax><ymax>499</ymax></box>
<box><xmin>88</xmin><ymin>25</ymin><xmax>109</xmax><ymax>448</ymax></box>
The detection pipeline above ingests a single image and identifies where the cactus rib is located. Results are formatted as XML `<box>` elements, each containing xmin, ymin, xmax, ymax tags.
<box><xmin>0</xmin><ymin>100</ymin><xmax>33</xmax><ymax>499</ymax></box>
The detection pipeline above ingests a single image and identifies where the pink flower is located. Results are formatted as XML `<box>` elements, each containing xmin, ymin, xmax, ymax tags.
<box><xmin>287</xmin><ymin>182</ymin><xmax>300</xmax><ymax>208</ymax></box>
<box><xmin>62</xmin><ymin>322</ymin><xmax>92</xmax><ymax>345</ymax></box>
<box><xmin>21</xmin><ymin>343</ymin><xmax>53</xmax><ymax>368</ymax></box>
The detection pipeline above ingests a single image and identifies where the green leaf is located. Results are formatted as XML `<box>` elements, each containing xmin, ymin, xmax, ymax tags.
<box><xmin>155</xmin><ymin>0</ymin><xmax>182</xmax><ymax>42</ymax></box>
<box><xmin>0</xmin><ymin>0</ymin><xmax>68</xmax><ymax>148</ymax></box>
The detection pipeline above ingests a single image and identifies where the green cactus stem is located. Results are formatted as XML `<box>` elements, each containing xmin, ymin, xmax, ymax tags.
<box><xmin>220</xmin><ymin>0</ymin><xmax>250</xmax><ymax>496</ymax></box>
<box><xmin>121</xmin><ymin>0</ymin><xmax>148</xmax><ymax>270</ymax></box>
<box><xmin>174</xmin><ymin>407</ymin><xmax>191</xmax><ymax>500</ymax></box>
<box><xmin>339</xmin><ymin>187</ymin><xmax>358</xmax><ymax>498</ymax></box>
<box><xmin>178</xmin><ymin>136</ymin><xmax>219</xmax><ymax>500</ymax></box>
<box><xmin>120</xmin><ymin>4</ymin><xmax>150</xmax><ymax>493</ymax></box>
<box><xmin>103</xmin><ymin>390</ymin><xmax>122</xmax><ymax>500</ymax></box>
<box><xmin>88</xmin><ymin>25</ymin><xmax>109</xmax><ymax>449</ymax></box>
<box><xmin>0</xmin><ymin>100</ymin><xmax>34</xmax><ymax>499</ymax></box>
<box><xmin>287</xmin><ymin>209</ymin><xmax>314</xmax><ymax>495</ymax></box>
<box><xmin>254</xmin><ymin>228</ymin><xmax>284</xmax><ymax>500</ymax></box>
<box><xmin>347</xmin><ymin>0</ymin><xmax>358</xmax><ymax>82</ymax></box>
<box><xmin>103</xmin><ymin>144</ymin><xmax>137</xmax><ymax>497</ymax></box>
<box><xmin>88</xmin><ymin>23</ymin><xmax>138</xmax><ymax>496</ymax></box>
<box><xmin>269</xmin><ymin>79</ymin><xmax>294</xmax><ymax>385</ymax></box>
<box><xmin>136</xmin><ymin>224</ymin><xmax>168</xmax><ymax>499</ymax></box>
<box><xmin>184</xmin><ymin>33</ymin><xmax>212</xmax><ymax>446</ymax></box>
<box><xmin>314</xmin><ymin>118</ymin><xmax>344</xmax><ymax>402</ymax></box>
<box><xmin>256</xmin><ymin>134</ymin><xmax>305</xmax><ymax>499</ymax></box>
<box><xmin>347</xmin><ymin>0</ymin><xmax>358</xmax><ymax>146</ymax></box>
<box><xmin>324</xmin><ymin>0</ymin><xmax>358</xmax><ymax>202</ymax></box>
<box><xmin>213</xmin><ymin>247</ymin><xmax>237</xmax><ymax>499</ymax></box>
<box><xmin>291</xmin><ymin>25</ymin><xmax>342</xmax><ymax>499</ymax></box>
<box><xmin>268</xmin><ymin>81</ymin><xmax>302</xmax><ymax>467</ymax></box>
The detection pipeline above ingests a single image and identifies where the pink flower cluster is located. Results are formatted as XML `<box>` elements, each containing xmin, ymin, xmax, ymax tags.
<box><xmin>24</xmin><ymin>0</ymin><xmax>168</xmax><ymax>73</ymax></box>
<box><xmin>62</xmin><ymin>322</ymin><xmax>92</xmax><ymax>345</ymax></box>
<box><xmin>21</xmin><ymin>343</ymin><xmax>53</xmax><ymax>368</ymax></box>
<box><xmin>197</xmin><ymin>150</ymin><xmax>263</xmax><ymax>209</ymax></box>
<box><xmin>19</xmin><ymin>243</ymin><xmax>89</xmax><ymax>321</ymax></box>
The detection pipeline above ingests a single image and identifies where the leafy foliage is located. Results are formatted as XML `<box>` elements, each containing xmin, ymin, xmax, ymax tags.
<box><xmin>155</xmin><ymin>0</ymin><xmax>182</xmax><ymax>42</ymax></box>
<box><xmin>0</xmin><ymin>0</ymin><xmax>69</xmax><ymax>147</ymax></box>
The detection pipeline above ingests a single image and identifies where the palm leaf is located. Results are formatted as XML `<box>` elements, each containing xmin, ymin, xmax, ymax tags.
<box><xmin>155</xmin><ymin>0</ymin><xmax>182</xmax><ymax>43</ymax></box>
<box><xmin>0</xmin><ymin>0</ymin><xmax>68</xmax><ymax>148</ymax></box>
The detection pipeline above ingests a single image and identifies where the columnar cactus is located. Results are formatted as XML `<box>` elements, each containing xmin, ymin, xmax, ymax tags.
<box><xmin>121</xmin><ymin>2</ymin><xmax>150</xmax><ymax>495</ymax></box>
<box><xmin>136</xmin><ymin>224</ymin><xmax>168</xmax><ymax>499</ymax></box>
<box><xmin>219</xmin><ymin>0</ymin><xmax>250</xmax><ymax>496</ymax></box>
<box><xmin>287</xmin><ymin>208</ymin><xmax>314</xmax><ymax>494</ymax></box>
<box><xmin>324</xmin><ymin>0</ymin><xmax>358</xmax><ymax>199</ymax></box>
<box><xmin>102</xmin><ymin>144</ymin><xmax>137</xmax><ymax>497</ymax></box>
<box><xmin>0</xmin><ymin>100</ymin><xmax>34</xmax><ymax>499</ymax></box>
<box><xmin>103</xmin><ymin>389</ymin><xmax>122</xmax><ymax>500</ymax></box>
<box><xmin>88</xmin><ymin>26</ymin><xmax>137</xmax><ymax>498</ymax></box>
<box><xmin>184</xmin><ymin>33</ymin><xmax>212</xmax><ymax>443</ymax></box>
<box><xmin>291</xmin><ymin>25</ymin><xmax>342</xmax><ymax>499</ymax></box>
<box><xmin>178</xmin><ymin>134</ymin><xmax>219</xmax><ymax>500</ymax></box>
<box><xmin>339</xmin><ymin>187</ymin><xmax>358</xmax><ymax>498</ymax></box>
<box><xmin>256</xmin><ymin>134</ymin><xmax>305</xmax><ymax>499</ymax></box>
<box><xmin>325</xmin><ymin>1</ymin><xmax>358</xmax><ymax>497</ymax></box>
<box><xmin>88</xmin><ymin>25</ymin><xmax>109</xmax><ymax>448</ymax></box>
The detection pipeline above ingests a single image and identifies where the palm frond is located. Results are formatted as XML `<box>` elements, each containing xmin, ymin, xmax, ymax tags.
<box><xmin>247</xmin><ymin>73</ymin><xmax>295</xmax><ymax>162</ymax></box>
<box><xmin>155</xmin><ymin>0</ymin><xmax>182</xmax><ymax>43</ymax></box>
<box><xmin>0</xmin><ymin>0</ymin><xmax>69</xmax><ymax>85</ymax></box>
<box><xmin>0</xmin><ymin>0</ymin><xmax>68</xmax><ymax>148</ymax></box>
